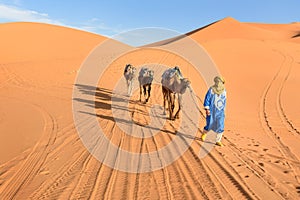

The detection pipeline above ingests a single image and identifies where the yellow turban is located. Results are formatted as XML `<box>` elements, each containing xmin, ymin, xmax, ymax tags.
<box><xmin>211</xmin><ymin>76</ymin><xmax>225</xmax><ymax>95</ymax></box>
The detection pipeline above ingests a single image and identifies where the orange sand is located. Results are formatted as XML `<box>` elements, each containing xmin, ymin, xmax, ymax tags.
<box><xmin>0</xmin><ymin>18</ymin><xmax>300</xmax><ymax>199</ymax></box>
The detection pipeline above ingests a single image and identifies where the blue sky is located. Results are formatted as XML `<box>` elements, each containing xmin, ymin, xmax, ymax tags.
<box><xmin>0</xmin><ymin>0</ymin><xmax>299</xmax><ymax>37</ymax></box>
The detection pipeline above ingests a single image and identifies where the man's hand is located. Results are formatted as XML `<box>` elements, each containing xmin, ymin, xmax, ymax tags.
<box><xmin>205</xmin><ymin>109</ymin><xmax>210</xmax><ymax>116</ymax></box>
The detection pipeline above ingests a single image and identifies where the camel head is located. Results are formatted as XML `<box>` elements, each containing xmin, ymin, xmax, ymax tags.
<box><xmin>180</xmin><ymin>78</ymin><xmax>191</xmax><ymax>94</ymax></box>
<box><xmin>126</xmin><ymin>64</ymin><xmax>132</xmax><ymax>69</ymax></box>
<box><xmin>124</xmin><ymin>64</ymin><xmax>136</xmax><ymax>81</ymax></box>
<box><xmin>132</xmin><ymin>66</ymin><xmax>137</xmax><ymax>74</ymax></box>
<box><xmin>124</xmin><ymin>64</ymin><xmax>132</xmax><ymax>74</ymax></box>
<box><xmin>148</xmin><ymin>69</ymin><xmax>154</xmax><ymax>78</ymax></box>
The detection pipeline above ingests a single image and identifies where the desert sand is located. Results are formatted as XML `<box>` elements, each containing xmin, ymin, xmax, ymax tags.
<box><xmin>0</xmin><ymin>17</ymin><xmax>300</xmax><ymax>199</ymax></box>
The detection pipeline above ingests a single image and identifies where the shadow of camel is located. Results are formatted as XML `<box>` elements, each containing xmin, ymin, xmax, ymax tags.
<box><xmin>73</xmin><ymin>84</ymin><xmax>202</xmax><ymax>141</ymax></box>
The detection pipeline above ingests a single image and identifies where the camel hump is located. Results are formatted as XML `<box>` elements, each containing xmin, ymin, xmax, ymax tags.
<box><xmin>138</xmin><ymin>67</ymin><xmax>154</xmax><ymax>85</ymax></box>
<box><xmin>139</xmin><ymin>67</ymin><xmax>154</xmax><ymax>77</ymax></box>
<box><xmin>162</xmin><ymin>67</ymin><xmax>183</xmax><ymax>81</ymax></box>
<box><xmin>162</xmin><ymin>68</ymin><xmax>172</xmax><ymax>79</ymax></box>
<box><xmin>139</xmin><ymin>67</ymin><xmax>149</xmax><ymax>77</ymax></box>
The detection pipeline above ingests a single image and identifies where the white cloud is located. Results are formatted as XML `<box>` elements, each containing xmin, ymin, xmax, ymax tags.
<box><xmin>0</xmin><ymin>4</ymin><xmax>63</xmax><ymax>25</ymax></box>
<box><xmin>76</xmin><ymin>18</ymin><xmax>124</xmax><ymax>36</ymax></box>
<box><xmin>0</xmin><ymin>4</ymin><xmax>123</xmax><ymax>36</ymax></box>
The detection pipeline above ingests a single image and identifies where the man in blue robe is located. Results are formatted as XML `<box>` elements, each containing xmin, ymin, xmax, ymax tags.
<box><xmin>201</xmin><ymin>76</ymin><xmax>226</xmax><ymax>146</ymax></box>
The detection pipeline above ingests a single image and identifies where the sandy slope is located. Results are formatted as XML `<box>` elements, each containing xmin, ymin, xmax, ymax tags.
<box><xmin>195</xmin><ymin>18</ymin><xmax>300</xmax><ymax>199</ymax></box>
<box><xmin>1</xmin><ymin>18</ymin><xmax>300</xmax><ymax>199</ymax></box>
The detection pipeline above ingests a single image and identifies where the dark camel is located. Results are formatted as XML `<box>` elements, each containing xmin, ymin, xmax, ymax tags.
<box><xmin>161</xmin><ymin>69</ymin><xmax>191</xmax><ymax>120</ymax></box>
<box><xmin>138</xmin><ymin>67</ymin><xmax>154</xmax><ymax>103</ymax></box>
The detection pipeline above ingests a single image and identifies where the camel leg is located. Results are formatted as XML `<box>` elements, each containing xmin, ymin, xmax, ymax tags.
<box><xmin>126</xmin><ymin>80</ymin><xmax>130</xmax><ymax>95</ymax></box>
<box><xmin>146</xmin><ymin>84</ymin><xmax>151</xmax><ymax>103</ymax></box>
<box><xmin>139</xmin><ymin>85</ymin><xmax>142</xmax><ymax>102</ymax></box>
<box><xmin>168</xmin><ymin>92</ymin><xmax>175</xmax><ymax>120</ymax></box>
<box><xmin>162</xmin><ymin>87</ymin><xmax>167</xmax><ymax>115</ymax></box>
<box><xmin>128</xmin><ymin>80</ymin><xmax>132</xmax><ymax>96</ymax></box>
<box><xmin>174</xmin><ymin>107</ymin><xmax>180</xmax><ymax>119</ymax></box>
<box><xmin>143</xmin><ymin>85</ymin><xmax>146</xmax><ymax>99</ymax></box>
<box><xmin>174</xmin><ymin>94</ymin><xmax>182</xmax><ymax>119</ymax></box>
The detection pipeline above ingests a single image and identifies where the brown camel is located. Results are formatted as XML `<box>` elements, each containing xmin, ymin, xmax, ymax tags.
<box><xmin>161</xmin><ymin>69</ymin><xmax>191</xmax><ymax>120</ymax></box>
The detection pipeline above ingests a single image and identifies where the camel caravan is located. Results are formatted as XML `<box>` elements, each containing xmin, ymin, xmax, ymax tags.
<box><xmin>123</xmin><ymin>64</ymin><xmax>191</xmax><ymax>120</ymax></box>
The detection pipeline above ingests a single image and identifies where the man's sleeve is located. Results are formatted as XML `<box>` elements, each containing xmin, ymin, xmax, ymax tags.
<box><xmin>204</xmin><ymin>88</ymin><xmax>212</xmax><ymax>110</ymax></box>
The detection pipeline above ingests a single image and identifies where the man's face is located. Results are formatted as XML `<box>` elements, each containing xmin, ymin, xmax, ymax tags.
<box><xmin>215</xmin><ymin>78</ymin><xmax>221</xmax><ymax>85</ymax></box>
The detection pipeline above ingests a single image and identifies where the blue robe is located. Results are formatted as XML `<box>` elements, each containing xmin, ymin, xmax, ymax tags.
<box><xmin>204</xmin><ymin>87</ymin><xmax>226</xmax><ymax>133</ymax></box>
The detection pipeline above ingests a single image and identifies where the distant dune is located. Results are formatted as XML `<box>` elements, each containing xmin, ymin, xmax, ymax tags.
<box><xmin>0</xmin><ymin>18</ymin><xmax>300</xmax><ymax>199</ymax></box>
<box><xmin>188</xmin><ymin>17</ymin><xmax>300</xmax><ymax>41</ymax></box>
<box><xmin>0</xmin><ymin>22</ymin><xmax>105</xmax><ymax>62</ymax></box>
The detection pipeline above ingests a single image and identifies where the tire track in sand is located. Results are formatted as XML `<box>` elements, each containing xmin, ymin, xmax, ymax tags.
<box><xmin>145</xmin><ymin>93</ymin><xmax>213</xmax><ymax>199</ymax></box>
<box><xmin>28</xmin><ymin>118</ymin><xmax>98</xmax><ymax>199</ymax></box>
<box><xmin>277</xmin><ymin>55</ymin><xmax>300</xmax><ymax>136</ymax></box>
<box><xmin>176</xmin><ymin>93</ymin><xmax>257</xmax><ymax>199</ymax></box>
<box><xmin>146</xmin><ymin>99</ymin><xmax>219</xmax><ymax>199</ymax></box>
<box><xmin>182</xmin><ymin>91</ymin><xmax>283</xmax><ymax>199</ymax></box>
<box><xmin>169</xmin><ymin>122</ymin><xmax>255</xmax><ymax>200</ymax></box>
<box><xmin>0</xmin><ymin>102</ymin><xmax>58</xmax><ymax>199</ymax></box>
<box><xmin>260</xmin><ymin>50</ymin><xmax>300</xmax><ymax>197</ymax></box>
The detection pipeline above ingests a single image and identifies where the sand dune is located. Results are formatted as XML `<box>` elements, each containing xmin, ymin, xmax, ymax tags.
<box><xmin>0</xmin><ymin>22</ymin><xmax>105</xmax><ymax>164</ymax></box>
<box><xmin>188</xmin><ymin>17</ymin><xmax>300</xmax><ymax>42</ymax></box>
<box><xmin>1</xmin><ymin>18</ymin><xmax>300</xmax><ymax>199</ymax></box>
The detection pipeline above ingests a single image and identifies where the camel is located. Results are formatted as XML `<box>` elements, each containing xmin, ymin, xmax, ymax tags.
<box><xmin>161</xmin><ymin>69</ymin><xmax>191</xmax><ymax>120</ymax></box>
<box><xmin>138</xmin><ymin>67</ymin><xmax>154</xmax><ymax>103</ymax></box>
<box><xmin>123</xmin><ymin>64</ymin><xmax>136</xmax><ymax>96</ymax></box>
